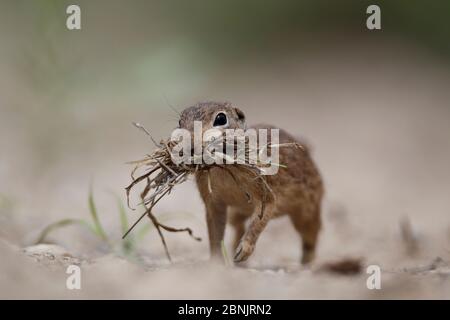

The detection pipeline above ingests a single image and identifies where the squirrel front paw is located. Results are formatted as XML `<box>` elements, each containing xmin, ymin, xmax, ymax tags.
<box><xmin>233</xmin><ymin>239</ymin><xmax>255</xmax><ymax>263</ymax></box>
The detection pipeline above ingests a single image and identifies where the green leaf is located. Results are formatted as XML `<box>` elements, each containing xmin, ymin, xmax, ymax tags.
<box><xmin>35</xmin><ymin>218</ymin><xmax>93</xmax><ymax>244</ymax></box>
<box><xmin>136</xmin><ymin>223</ymin><xmax>153</xmax><ymax>241</ymax></box>
<box><xmin>113</xmin><ymin>194</ymin><xmax>137</xmax><ymax>255</ymax></box>
<box><xmin>115</xmin><ymin>195</ymin><xmax>129</xmax><ymax>235</ymax></box>
<box><xmin>221</xmin><ymin>240</ymin><xmax>231</xmax><ymax>267</ymax></box>
<box><xmin>88</xmin><ymin>187</ymin><xmax>108</xmax><ymax>241</ymax></box>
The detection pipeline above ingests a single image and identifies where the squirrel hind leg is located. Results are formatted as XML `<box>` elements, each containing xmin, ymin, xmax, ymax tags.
<box><xmin>289</xmin><ymin>209</ymin><xmax>321</xmax><ymax>265</ymax></box>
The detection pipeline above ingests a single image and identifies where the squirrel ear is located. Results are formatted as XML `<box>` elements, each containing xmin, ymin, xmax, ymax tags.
<box><xmin>234</xmin><ymin>107</ymin><xmax>245</xmax><ymax>122</ymax></box>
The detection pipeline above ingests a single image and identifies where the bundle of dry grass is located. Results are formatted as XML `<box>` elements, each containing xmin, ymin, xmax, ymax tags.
<box><xmin>124</xmin><ymin>122</ymin><xmax>302</xmax><ymax>262</ymax></box>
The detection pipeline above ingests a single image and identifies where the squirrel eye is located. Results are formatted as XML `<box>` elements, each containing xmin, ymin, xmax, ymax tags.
<box><xmin>213</xmin><ymin>112</ymin><xmax>227</xmax><ymax>126</ymax></box>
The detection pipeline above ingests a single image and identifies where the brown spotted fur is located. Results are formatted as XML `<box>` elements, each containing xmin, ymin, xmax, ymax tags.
<box><xmin>178</xmin><ymin>101</ymin><xmax>323</xmax><ymax>264</ymax></box>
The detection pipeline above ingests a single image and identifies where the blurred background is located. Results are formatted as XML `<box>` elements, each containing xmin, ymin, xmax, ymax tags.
<box><xmin>1</xmin><ymin>0</ymin><xmax>450</xmax><ymax>299</ymax></box>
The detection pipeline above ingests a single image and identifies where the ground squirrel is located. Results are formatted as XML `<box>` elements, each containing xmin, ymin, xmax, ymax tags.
<box><xmin>178</xmin><ymin>101</ymin><xmax>323</xmax><ymax>264</ymax></box>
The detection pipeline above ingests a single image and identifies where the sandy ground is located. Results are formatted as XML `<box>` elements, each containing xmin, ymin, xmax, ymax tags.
<box><xmin>1</xmin><ymin>39</ymin><xmax>450</xmax><ymax>299</ymax></box>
